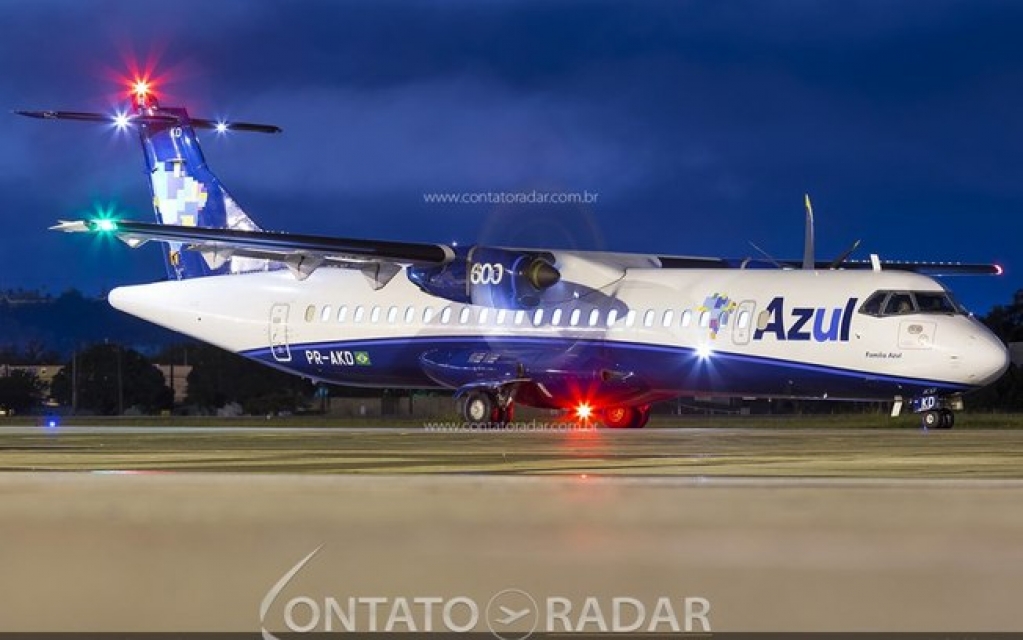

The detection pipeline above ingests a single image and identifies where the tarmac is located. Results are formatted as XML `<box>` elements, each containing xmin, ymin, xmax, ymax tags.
<box><xmin>1</xmin><ymin>425</ymin><xmax>1022</xmax><ymax>633</ymax></box>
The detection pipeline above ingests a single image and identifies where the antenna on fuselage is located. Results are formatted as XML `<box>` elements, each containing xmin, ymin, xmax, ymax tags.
<box><xmin>802</xmin><ymin>193</ymin><xmax>815</xmax><ymax>270</ymax></box>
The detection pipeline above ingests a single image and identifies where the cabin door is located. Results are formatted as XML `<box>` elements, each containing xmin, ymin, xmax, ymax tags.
<box><xmin>731</xmin><ymin>300</ymin><xmax>756</xmax><ymax>345</ymax></box>
<box><xmin>269</xmin><ymin>303</ymin><xmax>292</xmax><ymax>362</ymax></box>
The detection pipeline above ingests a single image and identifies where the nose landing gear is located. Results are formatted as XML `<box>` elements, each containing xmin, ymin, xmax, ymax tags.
<box><xmin>906</xmin><ymin>395</ymin><xmax>962</xmax><ymax>430</ymax></box>
<box><xmin>920</xmin><ymin>408</ymin><xmax>955</xmax><ymax>430</ymax></box>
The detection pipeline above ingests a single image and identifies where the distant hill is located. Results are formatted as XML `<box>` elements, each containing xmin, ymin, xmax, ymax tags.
<box><xmin>0</xmin><ymin>290</ymin><xmax>188</xmax><ymax>358</ymax></box>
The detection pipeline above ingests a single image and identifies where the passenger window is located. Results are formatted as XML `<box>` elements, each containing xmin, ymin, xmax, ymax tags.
<box><xmin>459</xmin><ymin>307</ymin><xmax>471</xmax><ymax>324</ymax></box>
<box><xmin>883</xmin><ymin>293</ymin><xmax>915</xmax><ymax>316</ymax></box>
<box><xmin>533</xmin><ymin>308</ymin><xmax>544</xmax><ymax>326</ymax></box>
<box><xmin>479</xmin><ymin>308</ymin><xmax>489</xmax><ymax>324</ymax></box>
<box><xmin>305</xmin><ymin>305</ymin><xmax>316</xmax><ymax>322</ymax></box>
<box><xmin>643</xmin><ymin>310</ymin><xmax>655</xmax><ymax>327</ymax></box>
<box><xmin>496</xmin><ymin>309</ymin><xmax>507</xmax><ymax>325</ymax></box>
<box><xmin>662</xmin><ymin>310</ymin><xmax>674</xmax><ymax>327</ymax></box>
<box><xmin>321</xmin><ymin>305</ymin><xmax>332</xmax><ymax>322</ymax></box>
<box><xmin>423</xmin><ymin>307</ymin><xmax>434</xmax><ymax>323</ymax></box>
<box><xmin>625</xmin><ymin>310</ymin><xmax>636</xmax><ymax>327</ymax></box>
<box><xmin>404</xmin><ymin>307</ymin><xmax>415</xmax><ymax>324</ymax></box>
<box><xmin>370</xmin><ymin>306</ymin><xmax>381</xmax><ymax>323</ymax></box>
<box><xmin>607</xmin><ymin>309</ymin><xmax>618</xmax><ymax>327</ymax></box>
<box><xmin>681</xmin><ymin>309</ymin><xmax>692</xmax><ymax>327</ymax></box>
<box><xmin>699</xmin><ymin>311</ymin><xmax>710</xmax><ymax>328</ymax></box>
<box><xmin>440</xmin><ymin>307</ymin><xmax>452</xmax><ymax>324</ymax></box>
<box><xmin>353</xmin><ymin>306</ymin><xmax>365</xmax><ymax>323</ymax></box>
<box><xmin>337</xmin><ymin>305</ymin><xmax>348</xmax><ymax>323</ymax></box>
<box><xmin>551</xmin><ymin>309</ymin><xmax>562</xmax><ymax>325</ymax></box>
<box><xmin>570</xmin><ymin>308</ymin><xmax>581</xmax><ymax>327</ymax></box>
<box><xmin>387</xmin><ymin>306</ymin><xmax>398</xmax><ymax>323</ymax></box>
<box><xmin>589</xmin><ymin>308</ymin><xmax>600</xmax><ymax>327</ymax></box>
<box><xmin>514</xmin><ymin>310</ymin><xmax>526</xmax><ymax>325</ymax></box>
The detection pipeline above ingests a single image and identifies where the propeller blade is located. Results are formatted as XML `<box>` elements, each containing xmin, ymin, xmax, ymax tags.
<box><xmin>802</xmin><ymin>193</ymin><xmax>815</xmax><ymax>270</ymax></box>
<box><xmin>748</xmin><ymin>241</ymin><xmax>785</xmax><ymax>269</ymax></box>
<box><xmin>828</xmin><ymin>239</ymin><xmax>862</xmax><ymax>269</ymax></box>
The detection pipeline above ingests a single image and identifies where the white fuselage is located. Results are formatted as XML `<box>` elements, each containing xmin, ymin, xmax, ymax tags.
<box><xmin>108</xmin><ymin>262</ymin><xmax>1009</xmax><ymax>406</ymax></box>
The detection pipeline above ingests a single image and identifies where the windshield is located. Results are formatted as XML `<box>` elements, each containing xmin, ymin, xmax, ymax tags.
<box><xmin>859</xmin><ymin>290</ymin><xmax>963</xmax><ymax>317</ymax></box>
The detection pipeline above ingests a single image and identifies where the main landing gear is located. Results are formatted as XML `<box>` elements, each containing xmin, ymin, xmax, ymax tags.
<box><xmin>459</xmin><ymin>389</ymin><xmax>652</xmax><ymax>429</ymax></box>
<box><xmin>460</xmin><ymin>389</ymin><xmax>515</xmax><ymax>427</ymax></box>
<box><xmin>600</xmin><ymin>405</ymin><xmax>651</xmax><ymax>429</ymax></box>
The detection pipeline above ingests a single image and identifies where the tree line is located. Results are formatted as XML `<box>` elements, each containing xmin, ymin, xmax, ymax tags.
<box><xmin>0</xmin><ymin>343</ymin><xmax>313</xmax><ymax>416</ymax></box>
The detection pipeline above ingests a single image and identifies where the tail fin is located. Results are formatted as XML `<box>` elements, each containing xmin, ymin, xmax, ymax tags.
<box><xmin>17</xmin><ymin>90</ymin><xmax>281</xmax><ymax>280</ymax></box>
<box><xmin>136</xmin><ymin>95</ymin><xmax>270</xmax><ymax>279</ymax></box>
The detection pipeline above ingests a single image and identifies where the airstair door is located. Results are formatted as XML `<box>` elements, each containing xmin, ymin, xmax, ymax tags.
<box><xmin>269</xmin><ymin>303</ymin><xmax>292</xmax><ymax>362</ymax></box>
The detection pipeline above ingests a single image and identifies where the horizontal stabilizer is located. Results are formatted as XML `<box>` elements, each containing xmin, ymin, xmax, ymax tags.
<box><xmin>15</xmin><ymin>109</ymin><xmax>281</xmax><ymax>134</ymax></box>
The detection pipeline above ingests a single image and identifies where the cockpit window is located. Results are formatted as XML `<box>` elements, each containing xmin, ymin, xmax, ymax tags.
<box><xmin>915</xmin><ymin>292</ymin><xmax>957</xmax><ymax>314</ymax></box>
<box><xmin>860</xmin><ymin>289</ymin><xmax>963</xmax><ymax>318</ymax></box>
<box><xmin>883</xmin><ymin>293</ymin><xmax>915</xmax><ymax>316</ymax></box>
<box><xmin>860</xmin><ymin>291</ymin><xmax>887</xmax><ymax>316</ymax></box>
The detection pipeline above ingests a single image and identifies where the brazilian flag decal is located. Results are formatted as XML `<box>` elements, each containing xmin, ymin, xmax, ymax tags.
<box><xmin>354</xmin><ymin>351</ymin><xmax>372</xmax><ymax>366</ymax></box>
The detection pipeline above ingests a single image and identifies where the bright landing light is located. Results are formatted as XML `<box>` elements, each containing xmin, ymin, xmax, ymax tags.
<box><xmin>215</xmin><ymin>121</ymin><xmax>228</xmax><ymax>134</ymax></box>
<box><xmin>93</xmin><ymin>219</ymin><xmax>118</xmax><ymax>232</ymax></box>
<box><xmin>695</xmin><ymin>344</ymin><xmax>713</xmax><ymax>360</ymax></box>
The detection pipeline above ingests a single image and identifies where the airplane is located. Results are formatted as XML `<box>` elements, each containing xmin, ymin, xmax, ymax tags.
<box><xmin>17</xmin><ymin>82</ymin><xmax>1010</xmax><ymax>429</ymax></box>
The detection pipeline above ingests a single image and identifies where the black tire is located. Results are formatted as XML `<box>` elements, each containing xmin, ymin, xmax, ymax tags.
<box><xmin>462</xmin><ymin>392</ymin><xmax>494</xmax><ymax>424</ymax></box>
<box><xmin>601</xmin><ymin>405</ymin><xmax>649</xmax><ymax>429</ymax></box>
<box><xmin>602</xmin><ymin>406</ymin><xmax>636</xmax><ymax>428</ymax></box>
<box><xmin>939</xmin><ymin>409</ymin><xmax>955</xmax><ymax>429</ymax></box>
<box><xmin>921</xmin><ymin>410</ymin><xmax>941</xmax><ymax>429</ymax></box>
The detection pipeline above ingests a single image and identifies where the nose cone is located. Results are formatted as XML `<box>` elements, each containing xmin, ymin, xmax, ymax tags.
<box><xmin>970</xmin><ymin>331</ymin><xmax>1011</xmax><ymax>387</ymax></box>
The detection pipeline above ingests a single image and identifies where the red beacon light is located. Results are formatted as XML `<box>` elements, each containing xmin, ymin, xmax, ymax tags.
<box><xmin>131</xmin><ymin>79</ymin><xmax>156</xmax><ymax>109</ymax></box>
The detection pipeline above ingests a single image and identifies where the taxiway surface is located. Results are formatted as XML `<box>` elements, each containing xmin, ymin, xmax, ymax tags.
<box><xmin>1</xmin><ymin>425</ymin><xmax>1021</xmax><ymax>633</ymax></box>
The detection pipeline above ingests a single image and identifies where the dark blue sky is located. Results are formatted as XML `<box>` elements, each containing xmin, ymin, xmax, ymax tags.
<box><xmin>3</xmin><ymin>0</ymin><xmax>1021</xmax><ymax>313</ymax></box>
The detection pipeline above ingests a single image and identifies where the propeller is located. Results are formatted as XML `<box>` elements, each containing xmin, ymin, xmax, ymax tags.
<box><xmin>745</xmin><ymin>194</ymin><xmax>862</xmax><ymax>270</ymax></box>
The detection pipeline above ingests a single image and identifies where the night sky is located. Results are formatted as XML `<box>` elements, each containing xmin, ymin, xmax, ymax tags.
<box><xmin>3</xmin><ymin>0</ymin><xmax>1021</xmax><ymax>314</ymax></box>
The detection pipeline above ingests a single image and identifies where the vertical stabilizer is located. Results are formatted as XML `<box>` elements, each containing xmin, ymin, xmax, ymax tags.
<box><xmin>134</xmin><ymin>92</ymin><xmax>267</xmax><ymax>279</ymax></box>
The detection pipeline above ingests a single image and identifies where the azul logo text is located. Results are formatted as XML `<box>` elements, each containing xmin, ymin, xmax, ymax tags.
<box><xmin>753</xmin><ymin>297</ymin><xmax>857</xmax><ymax>342</ymax></box>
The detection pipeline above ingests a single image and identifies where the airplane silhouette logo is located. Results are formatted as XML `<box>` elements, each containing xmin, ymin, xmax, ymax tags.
<box><xmin>486</xmin><ymin>588</ymin><xmax>539</xmax><ymax>640</ymax></box>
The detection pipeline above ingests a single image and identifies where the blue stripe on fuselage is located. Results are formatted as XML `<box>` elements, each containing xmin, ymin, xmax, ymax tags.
<box><xmin>240</xmin><ymin>335</ymin><xmax>972</xmax><ymax>400</ymax></box>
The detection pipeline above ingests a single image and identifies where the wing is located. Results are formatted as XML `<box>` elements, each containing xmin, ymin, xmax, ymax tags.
<box><xmin>658</xmin><ymin>255</ymin><xmax>1001</xmax><ymax>276</ymax></box>
<box><xmin>52</xmin><ymin>219</ymin><xmax>455</xmax><ymax>286</ymax></box>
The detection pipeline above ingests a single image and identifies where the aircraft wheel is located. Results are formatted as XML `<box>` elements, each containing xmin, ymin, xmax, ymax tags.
<box><xmin>462</xmin><ymin>391</ymin><xmax>494</xmax><ymax>424</ymax></box>
<box><xmin>921</xmin><ymin>410</ymin><xmax>941</xmax><ymax>429</ymax></box>
<box><xmin>601</xmin><ymin>406</ymin><xmax>648</xmax><ymax>429</ymax></box>
<box><xmin>939</xmin><ymin>409</ymin><xmax>955</xmax><ymax>429</ymax></box>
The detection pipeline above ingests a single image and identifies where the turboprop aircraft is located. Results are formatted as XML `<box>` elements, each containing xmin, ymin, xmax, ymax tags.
<box><xmin>17</xmin><ymin>83</ymin><xmax>1010</xmax><ymax>428</ymax></box>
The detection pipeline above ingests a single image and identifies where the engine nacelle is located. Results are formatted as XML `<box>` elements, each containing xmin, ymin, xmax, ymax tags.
<box><xmin>407</xmin><ymin>246</ymin><xmax>561</xmax><ymax>309</ymax></box>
